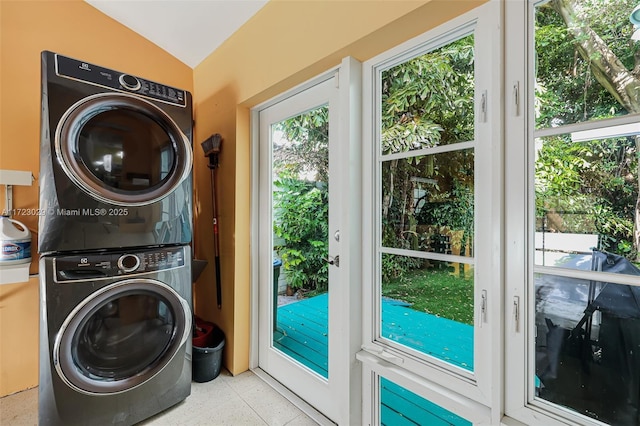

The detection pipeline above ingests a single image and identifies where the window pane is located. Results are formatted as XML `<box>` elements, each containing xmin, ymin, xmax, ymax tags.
<box><xmin>271</xmin><ymin>106</ymin><xmax>330</xmax><ymax>378</ymax></box>
<box><xmin>74</xmin><ymin>292</ymin><xmax>174</xmax><ymax>380</ymax></box>
<box><xmin>381</xmin><ymin>150</ymin><xmax>474</xmax><ymax>256</ymax></box>
<box><xmin>535</xmin><ymin>273</ymin><xmax>640</xmax><ymax>425</ymax></box>
<box><xmin>79</xmin><ymin>110</ymin><xmax>174</xmax><ymax>191</ymax></box>
<box><xmin>381</xmin><ymin>34</ymin><xmax>474</xmax><ymax>155</ymax></box>
<box><xmin>381</xmin><ymin>254</ymin><xmax>474</xmax><ymax>371</ymax></box>
<box><xmin>380</xmin><ymin>377</ymin><xmax>471</xmax><ymax>425</ymax></box>
<box><xmin>534</xmin><ymin>1</ymin><xmax>637</xmax><ymax>129</ymax></box>
<box><xmin>535</xmin><ymin>132</ymin><xmax>639</xmax><ymax>268</ymax></box>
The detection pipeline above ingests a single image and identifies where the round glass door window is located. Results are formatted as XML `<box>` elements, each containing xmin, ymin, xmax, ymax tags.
<box><xmin>55</xmin><ymin>93</ymin><xmax>192</xmax><ymax>206</ymax></box>
<box><xmin>54</xmin><ymin>279</ymin><xmax>191</xmax><ymax>394</ymax></box>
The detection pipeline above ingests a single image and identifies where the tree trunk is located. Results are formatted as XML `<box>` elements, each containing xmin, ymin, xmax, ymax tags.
<box><xmin>382</xmin><ymin>159</ymin><xmax>398</xmax><ymax>221</ymax></box>
<box><xmin>399</xmin><ymin>170</ymin><xmax>409</xmax><ymax>236</ymax></box>
<box><xmin>551</xmin><ymin>0</ymin><xmax>640</xmax><ymax>113</ymax></box>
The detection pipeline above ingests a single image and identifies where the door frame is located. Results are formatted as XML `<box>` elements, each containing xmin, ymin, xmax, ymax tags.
<box><xmin>249</xmin><ymin>57</ymin><xmax>362</xmax><ymax>425</ymax></box>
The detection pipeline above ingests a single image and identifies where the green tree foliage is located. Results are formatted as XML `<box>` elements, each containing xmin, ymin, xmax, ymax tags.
<box><xmin>381</xmin><ymin>35</ymin><xmax>475</xmax><ymax>278</ymax></box>
<box><xmin>273</xmin><ymin>170</ymin><xmax>329</xmax><ymax>291</ymax></box>
<box><xmin>272</xmin><ymin>107</ymin><xmax>330</xmax><ymax>291</ymax></box>
<box><xmin>381</xmin><ymin>36</ymin><xmax>474</xmax><ymax>153</ymax></box>
<box><xmin>273</xmin><ymin>0</ymin><xmax>640</xmax><ymax>284</ymax></box>
<box><xmin>274</xmin><ymin>107</ymin><xmax>329</xmax><ymax>182</ymax></box>
<box><xmin>535</xmin><ymin>0</ymin><xmax>640</xmax><ymax>260</ymax></box>
<box><xmin>536</xmin><ymin>135</ymin><xmax>637</xmax><ymax>256</ymax></box>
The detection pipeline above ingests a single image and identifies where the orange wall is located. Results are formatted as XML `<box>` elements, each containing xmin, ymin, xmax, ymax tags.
<box><xmin>192</xmin><ymin>0</ymin><xmax>486</xmax><ymax>374</ymax></box>
<box><xmin>0</xmin><ymin>0</ymin><xmax>191</xmax><ymax>396</ymax></box>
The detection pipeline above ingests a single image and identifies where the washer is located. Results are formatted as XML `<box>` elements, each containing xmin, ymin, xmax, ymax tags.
<box><xmin>39</xmin><ymin>51</ymin><xmax>193</xmax><ymax>254</ymax></box>
<box><xmin>39</xmin><ymin>245</ymin><xmax>192</xmax><ymax>425</ymax></box>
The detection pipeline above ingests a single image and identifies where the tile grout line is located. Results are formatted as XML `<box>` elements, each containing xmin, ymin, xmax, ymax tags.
<box><xmin>221</xmin><ymin>373</ymin><xmax>271</xmax><ymax>425</ymax></box>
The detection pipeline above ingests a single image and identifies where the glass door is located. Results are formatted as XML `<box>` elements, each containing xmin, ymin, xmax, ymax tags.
<box><xmin>257</xmin><ymin>73</ymin><xmax>344</xmax><ymax>422</ymax></box>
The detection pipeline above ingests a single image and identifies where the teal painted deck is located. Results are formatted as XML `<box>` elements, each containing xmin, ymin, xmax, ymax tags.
<box><xmin>381</xmin><ymin>378</ymin><xmax>471</xmax><ymax>426</ymax></box>
<box><xmin>273</xmin><ymin>294</ymin><xmax>329</xmax><ymax>377</ymax></box>
<box><xmin>273</xmin><ymin>293</ymin><xmax>473</xmax><ymax>424</ymax></box>
<box><xmin>381</xmin><ymin>298</ymin><xmax>474</xmax><ymax>371</ymax></box>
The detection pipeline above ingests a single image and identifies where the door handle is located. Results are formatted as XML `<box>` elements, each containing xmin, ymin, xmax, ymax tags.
<box><xmin>325</xmin><ymin>255</ymin><xmax>340</xmax><ymax>267</ymax></box>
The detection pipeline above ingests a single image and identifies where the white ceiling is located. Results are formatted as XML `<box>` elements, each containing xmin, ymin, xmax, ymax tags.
<box><xmin>85</xmin><ymin>0</ymin><xmax>269</xmax><ymax>68</ymax></box>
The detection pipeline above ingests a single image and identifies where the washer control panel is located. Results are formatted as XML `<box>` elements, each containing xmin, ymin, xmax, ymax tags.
<box><xmin>55</xmin><ymin>53</ymin><xmax>187</xmax><ymax>107</ymax></box>
<box><xmin>54</xmin><ymin>246</ymin><xmax>186</xmax><ymax>282</ymax></box>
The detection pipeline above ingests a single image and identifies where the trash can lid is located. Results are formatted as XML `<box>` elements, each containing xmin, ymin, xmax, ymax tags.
<box><xmin>273</xmin><ymin>259</ymin><xmax>282</xmax><ymax>267</ymax></box>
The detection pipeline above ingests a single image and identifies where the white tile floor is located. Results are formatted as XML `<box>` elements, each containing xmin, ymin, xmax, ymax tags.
<box><xmin>0</xmin><ymin>369</ymin><xmax>319</xmax><ymax>426</ymax></box>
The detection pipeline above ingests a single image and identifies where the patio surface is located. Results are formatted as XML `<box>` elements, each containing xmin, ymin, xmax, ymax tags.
<box><xmin>273</xmin><ymin>293</ymin><xmax>472</xmax><ymax>425</ymax></box>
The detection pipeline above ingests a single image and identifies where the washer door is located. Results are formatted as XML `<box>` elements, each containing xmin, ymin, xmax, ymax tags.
<box><xmin>55</xmin><ymin>93</ymin><xmax>192</xmax><ymax>206</ymax></box>
<box><xmin>53</xmin><ymin>279</ymin><xmax>191</xmax><ymax>395</ymax></box>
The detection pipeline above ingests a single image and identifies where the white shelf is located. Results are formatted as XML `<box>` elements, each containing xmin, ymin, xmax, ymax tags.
<box><xmin>0</xmin><ymin>170</ymin><xmax>33</xmax><ymax>186</ymax></box>
<box><xmin>0</xmin><ymin>263</ymin><xmax>31</xmax><ymax>285</ymax></box>
<box><xmin>1</xmin><ymin>169</ymin><xmax>34</xmax><ymax>284</ymax></box>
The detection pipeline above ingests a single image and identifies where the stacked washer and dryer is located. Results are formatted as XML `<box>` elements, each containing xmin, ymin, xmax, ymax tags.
<box><xmin>38</xmin><ymin>51</ymin><xmax>194</xmax><ymax>425</ymax></box>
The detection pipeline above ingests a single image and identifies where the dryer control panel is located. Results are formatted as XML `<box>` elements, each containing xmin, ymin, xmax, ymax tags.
<box><xmin>54</xmin><ymin>246</ymin><xmax>186</xmax><ymax>282</ymax></box>
<box><xmin>55</xmin><ymin>54</ymin><xmax>187</xmax><ymax>107</ymax></box>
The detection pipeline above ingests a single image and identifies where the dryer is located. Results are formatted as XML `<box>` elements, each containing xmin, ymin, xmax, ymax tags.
<box><xmin>39</xmin><ymin>245</ymin><xmax>192</xmax><ymax>425</ymax></box>
<box><xmin>39</xmin><ymin>51</ymin><xmax>193</xmax><ymax>254</ymax></box>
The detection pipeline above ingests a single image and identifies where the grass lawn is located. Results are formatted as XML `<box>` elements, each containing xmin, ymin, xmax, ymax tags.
<box><xmin>382</xmin><ymin>266</ymin><xmax>474</xmax><ymax>325</ymax></box>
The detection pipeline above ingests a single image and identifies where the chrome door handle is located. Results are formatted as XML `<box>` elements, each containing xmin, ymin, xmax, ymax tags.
<box><xmin>325</xmin><ymin>255</ymin><xmax>340</xmax><ymax>267</ymax></box>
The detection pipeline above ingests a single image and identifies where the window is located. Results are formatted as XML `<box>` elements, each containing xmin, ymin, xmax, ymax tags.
<box><xmin>360</xmin><ymin>2</ymin><xmax>502</xmax><ymax>422</ymax></box>
<box><xmin>378</xmin><ymin>33</ymin><xmax>476</xmax><ymax>372</ymax></box>
<box><xmin>506</xmin><ymin>1</ymin><xmax>640</xmax><ymax>424</ymax></box>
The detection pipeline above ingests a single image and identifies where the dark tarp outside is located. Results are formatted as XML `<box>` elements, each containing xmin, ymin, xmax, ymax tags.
<box><xmin>586</xmin><ymin>249</ymin><xmax>640</xmax><ymax>319</ymax></box>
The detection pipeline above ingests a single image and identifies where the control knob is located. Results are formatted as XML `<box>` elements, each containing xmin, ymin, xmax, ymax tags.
<box><xmin>119</xmin><ymin>74</ymin><xmax>141</xmax><ymax>91</ymax></box>
<box><xmin>117</xmin><ymin>254</ymin><xmax>140</xmax><ymax>273</ymax></box>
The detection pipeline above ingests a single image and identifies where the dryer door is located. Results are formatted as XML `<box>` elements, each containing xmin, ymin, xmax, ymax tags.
<box><xmin>55</xmin><ymin>93</ymin><xmax>192</xmax><ymax>206</ymax></box>
<box><xmin>53</xmin><ymin>279</ymin><xmax>192</xmax><ymax>395</ymax></box>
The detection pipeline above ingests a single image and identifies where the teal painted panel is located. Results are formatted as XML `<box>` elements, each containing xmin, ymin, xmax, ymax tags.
<box><xmin>381</xmin><ymin>404</ymin><xmax>421</xmax><ymax>426</ymax></box>
<box><xmin>381</xmin><ymin>378</ymin><xmax>471</xmax><ymax>426</ymax></box>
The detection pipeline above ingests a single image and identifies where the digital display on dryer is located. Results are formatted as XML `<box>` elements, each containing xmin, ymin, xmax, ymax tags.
<box><xmin>141</xmin><ymin>247</ymin><xmax>184</xmax><ymax>270</ymax></box>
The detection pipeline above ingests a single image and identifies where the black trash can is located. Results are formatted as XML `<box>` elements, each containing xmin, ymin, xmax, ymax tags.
<box><xmin>192</xmin><ymin>319</ymin><xmax>225</xmax><ymax>383</ymax></box>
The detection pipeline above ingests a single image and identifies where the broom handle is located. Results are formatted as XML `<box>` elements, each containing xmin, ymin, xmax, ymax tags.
<box><xmin>210</xmin><ymin>165</ymin><xmax>222</xmax><ymax>309</ymax></box>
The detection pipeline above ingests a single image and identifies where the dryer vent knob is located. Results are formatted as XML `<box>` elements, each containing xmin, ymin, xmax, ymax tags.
<box><xmin>119</xmin><ymin>74</ymin><xmax>141</xmax><ymax>91</ymax></box>
<box><xmin>117</xmin><ymin>254</ymin><xmax>140</xmax><ymax>273</ymax></box>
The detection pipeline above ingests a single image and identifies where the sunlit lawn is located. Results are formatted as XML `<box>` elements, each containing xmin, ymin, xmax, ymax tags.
<box><xmin>382</xmin><ymin>266</ymin><xmax>474</xmax><ymax>325</ymax></box>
